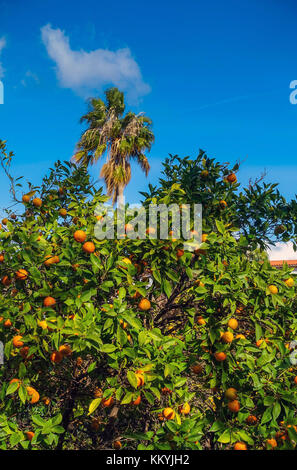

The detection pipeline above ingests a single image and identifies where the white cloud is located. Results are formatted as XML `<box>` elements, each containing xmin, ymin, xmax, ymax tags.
<box><xmin>21</xmin><ymin>70</ymin><xmax>40</xmax><ymax>87</ymax></box>
<box><xmin>0</xmin><ymin>36</ymin><xmax>6</xmax><ymax>78</ymax></box>
<box><xmin>41</xmin><ymin>24</ymin><xmax>150</xmax><ymax>102</ymax></box>
<box><xmin>268</xmin><ymin>242</ymin><xmax>297</xmax><ymax>260</ymax></box>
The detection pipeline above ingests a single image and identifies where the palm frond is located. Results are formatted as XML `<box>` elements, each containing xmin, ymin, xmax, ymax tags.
<box><xmin>75</xmin><ymin>87</ymin><xmax>154</xmax><ymax>203</ymax></box>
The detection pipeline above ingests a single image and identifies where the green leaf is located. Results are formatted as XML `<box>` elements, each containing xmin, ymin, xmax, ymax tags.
<box><xmin>217</xmin><ymin>429</ymin><xmax>231</xmax><ymax>443</ymax></box>
<box><xmin>6</xmin><ymin>381</ymin><xmax>20</xmax><ymax>396</ymax></box>
<box><xmin>164</xmin><ymin>364</ymin><xmax>171</xmax><ymax>378</ymax></box>
<box><xmin>237</xmin><ymin>430</ymin><xmax>254</xmax><ymax>445</ymax></box>
<box><xmin>121</xmin><ymin>392</ymin><xmax>134</xmax><ymax>405</ymax></box>
<box><xmin>127</xmin><ymin>371</ymin><xmax>138</xmax><ymax>389</ymax></box>
<box><xmin>163</xmin><ymin>279</ymin><xmax>172</xmax><ymax>298</ymax></box>
<box><xmin>261</xmin><ymin>406</ymin><xmax>272</xmax><ymax>425</ymax></box>
<box><xmin>272</xmin><ymin>402</ymin><xmax>281</xmax><ymax>421</ymax></box>
<box><xmin>88</xmin><ymin>398</ymin><xmax>101</xmax><ymax>415</ymax></box>
<box><xmin>18</xmin><ymin>385</ymin><xmax>27</xmax><ymax>404</ymax></box>
<box><xmin>215</xmin><ymin>220</ymin><xmax>225</xmax><ymax>234</ymax></box>
<box><xmin>32</xmin><ymin>415</ymin><xmax>46</xmax><ymax>426</ymax></box>
<box><xmin>100</xmin><ymin>344</ymin><xmax>116</xmax><ymax>353</ymax></box>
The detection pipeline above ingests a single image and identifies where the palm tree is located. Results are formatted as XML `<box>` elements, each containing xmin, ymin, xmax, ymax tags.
<box><xmin>72</xmin><ymin>87</ymin><xmax>154</xmax><ymax>205</ymax></box>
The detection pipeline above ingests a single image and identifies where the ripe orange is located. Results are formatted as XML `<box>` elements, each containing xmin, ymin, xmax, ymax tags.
<box><xmin>16</xmin><ymin>269</ymin><xmax>28</xmax><ymax>281</ymax></box>
<box><xmin>294</xmin><ymin>376</ymin><xmax>297</xmax><ymax>385</ymax></box>
<box><xmin>59</xmin><ymin>208</ymin><xmax>67</xmax><ymax>217</ymax></box>
<box><xmin>12</xmin><ymin>335</ymin><xmax>24</xmax><ymax>348</ymax></box>
<box><xmin>214</xmin><ymin>352</ymin><xmax>227</xmax><ymax>362</ymax></box>
<box><xmin>179</xmin><ymin>403</ymin><xmax>190</xmax><ymax>414</ymax></box>
<box><xmin>163</xmin><ymin>408</ymin><xmax>175</xmax><ymax>420</ymax></box>
<box><xmin>59</xmin><ymin>344</ymin><xmax>72</xmax><ymax>357</ymax></box>
<box><xmin>234</xmin><ymin>442</ymin><xmax>247</xmax><ymax>450</ymax></box>
<box><xmin>136</xmin><ymin>373</ymin><xmax>145</xmax><ymax>388</ymax></box>
<box><xmin>25</xmin><ymin>431</ymin><xmax>35</xmax><ymax>441</ymax></box>
<box><xmin>4</xmin><ymin>319</ymin><xmax>12</xmax><ymax>328</ymax></box>
<box><xmin>266</xmin><ymin>438</ymin><xmax>277</xmax><ymax>449</ymax></box>
<box><xmin>226</xmin><ymin>173</ymin><xmax>237</xmax><ymax>183</ymax></box>
<box><xmin>102</xmin><ymin>396</ymin><xmax>114</xmax><ymax>408</ymax></box>
<box><xmin>176</xmin><ymin>249</ymin><xmax>184</xmax><ymax>258</ymax></box>
<box><xmin>138</xmin><ymin>298</ymin><xmax>151</xmax><ymax>311</ymax></box>
<box><xmin>256</xmin><ymin>338</ymin><xmax>266</xmax><ymax>347</ymax></box>
<box><xmin>146</xmin><ymin>227</ymin><xmax>156</xmax><ymax>235</ymax></box>
<box><xmin>32</xmin><ymin>197</ymin><xmax>42</xmax><ymax>208</ymax></box>
<box><xmin>201</xmin><ymin>233</ymin><xmax>208</xmax><ymax>243</ymax></box>
<box><xmin>228</xmin><ymin>318</ymin><xmax>238</xmax><ymax>330</ymax></box>
<box><xmin>246</xmin><ymin>415</ymin><xmax>257</xmax><ymax>425</ymax></box>
<box><xmin>83</xmin><ymin>241</ymin><xmax>95</xmax><ymax>254</ymax></box>
<box><xmin>201</xmin><ymin>170</ymin><xmax>209</xmax><ymax>178</ymax></box>
<box><xmin>42</xmin><ymin>397</ymin><xmax>50</xmax><ymax>405</ymax></box>
<box><xmin>43</xmin><ymin>296</ymin><xmax>56</xmax><ymax>307</ymax></box>
<box><xmin>168</xmin><ymin>230</ymin><xmax>177</xmax><ymax>239</ymax></box>
<box><xmin>228</xmin><ymin>400</ymin><xmax>240</xmax><ymax>413</ymax></box>
<box><xmin>120</xmin><ymin>319</ymin><xmax>128</xmax><ymax>329</ymax></box>
<box><xmin>133</xmin><ymin>395</ymin><xmax>141</xmax><ymax>406</ymax></box>
<box><xmin>38</xmin><ymin>320</ymin><xmax>48</xmax><ymax>330</ymax></box>
<box><xmin>284</xmin><ymin>277</ymin><xmax>294</xmax><ymax>288</ymax></box>
<box><xmin>191</xmin><ymin>364</ymin><xmax>203</xmax><ymax>374</ymax></box>
<box><xmin>9</xmin><ymin>378</ymin><xmax>21</xmax><ymax>389</ymax></box>
<box><xmin>2</xmin><ymin>275</ymin><xmax>11</xmax><ymax>287</ymax></box>
<box><xmin>113</xmin><ymin>440</ymin><xmax>122</xmax><ymax>450</ymax></box>
<box><xmin>26</xmin><ymin>386</ymin><xmax>40</xmax><ymax>404</ymax></box>
<box><xmin>190</xmin><ymin>229</ymin><xmax>198</xmax><ymax>236</ymax></box>
<box><xmin>197</xmin><ymin>316</ymin><xmax>206</xmax><ymax>325</ymax></box>
<box><xmin>50</xmin><ymin>351</ymin><xmax>63</xmax><ymax>364</ymax></box>
<box><xmin>125</xmin><ymin>223</ymin><xmax>133</xmax><ymax>232</ymax></box>
<box><xmin>275</xmin><ymin>430</ymin><xmax>287</xmax><ymax>441</ymax></box>
<box><xmin>236</xmin><ymin>334</ymin><xmax>246</xmax><ymax>340</ymax></box>
<box><xmin>0</xmin><ymin>253</ymin><xmax>4</xmax><ymax>263</ymax></box>
<box><xmin>20</xmin><ymin>346</ymin><xmax>33</xmax><ymax>360</ymax></box>
<box><xmin>22</xmin><ymin>194</ymin><xmax>31</xmax><ymax>203</ymax></box>
<box><xmin>74</xmin><ymin>230</ymin><xmax>87</xmax><ymax>243</ymax></box>
<box><xmin>225</xmin><ymin>388</ymin><xmax>237</xmax><ymax>401</ymax></box>
<box><xmin>58</xmin><ymin>187</ymin><xmax>65</xmax><ymax>195</ymax></box>
<box><xmin>44</xmin><ymin>255</ymin><xmax>60</xmax><ymax>266</ymax></box>
<box><xmin>221</xmin><ymin>332</ymin><xmax>233</xmax><ymax>344</ymax></box>
<box><xmin>2</xmin><ymin>218</ymin><xmax>8</xmax><ymax>225</ymax></box>
<box><xmin>219</xmin><ymin>200</ymin><xmax>227</xmax><ymax>209</ymax></box>
<box><xmin>268</xmin><ymin>285</ymin><xmax>278</xmax><ymax>295</ymax></box>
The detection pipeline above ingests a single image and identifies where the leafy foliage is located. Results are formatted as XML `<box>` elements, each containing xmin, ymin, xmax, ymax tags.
<box><xmin>1</xmin><ymin>141</ymin><xmax>297</xmax><ymax>450</ymax></box>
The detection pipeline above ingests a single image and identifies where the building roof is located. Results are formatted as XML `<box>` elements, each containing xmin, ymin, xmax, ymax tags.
<box><xmin>270</xmin><ymin>260</ymin><xmax>297</xmax><ymax>267</ymax></box>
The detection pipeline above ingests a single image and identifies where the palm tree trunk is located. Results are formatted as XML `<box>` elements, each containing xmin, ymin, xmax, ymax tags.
<box><xmin>117</xmin><ymin>184</ymin><xmax>125</xmax><ymax>208</ymax></box>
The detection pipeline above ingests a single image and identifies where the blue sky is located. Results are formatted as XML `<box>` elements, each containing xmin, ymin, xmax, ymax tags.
<box><xmin>1</xmin><ymin>0</ymin><xmax>297</xmax><ymax>214</ymax></box>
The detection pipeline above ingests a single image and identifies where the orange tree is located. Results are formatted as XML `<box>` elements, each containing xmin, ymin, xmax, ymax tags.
<box><xmin>1</xmin><ymin>141</ymin><xmax>297</xmax><ymax>450</ymax></box>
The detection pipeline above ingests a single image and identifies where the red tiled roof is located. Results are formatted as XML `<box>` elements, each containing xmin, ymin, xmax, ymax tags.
<box><xmin>270</xmin><ymin>260</ymin><xmax>297</xmax><ymax>267</ymax></box>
